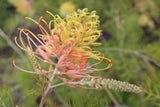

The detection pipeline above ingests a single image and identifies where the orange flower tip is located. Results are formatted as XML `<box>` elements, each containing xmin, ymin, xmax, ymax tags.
<box><xmin>26</xmin><ymin>32</ymin><xmax>29</xmax><ymax>36</ymax></box>
<box><xmin>98</xmin><ymin>58</ymin><xmax>101</xmax><ymax>62</ymax></box>
<box><xmin>109</xmin><ymin>61</ymin><xmax>113</xmax><ymax>65</ymax></box>
<box><xmin>41</xmin><ymin>18</ymin><xmax>45</xmax><ymax>22</ymax></box>
<box><xmin>102</xmin><ymin>53</ymin><xmax>105</xmax><ymax>57</ymax></box>
<box><xmin>13</xmin><ymin>59</ymin><xmax>16</xmax><ymax>63</ymax></box>
<box><xmin>40</xmin><ymin>16</ymin><xmax>44</xmax><ymax>20</ymax></box>
<box><xmin>86</xmin><ymin>28</ymin><xmax>89</xmax><ymax>31</ymax></box>
<box><xmin>24</xmin><ymin>29</ymin><xmax>27</xmax><ymax>32</ymax></box>
<box><xmin>103</xmin><ymin>75</ymin><xmax>107</xmax><ymax>78</ymax></box>
<box><xmin>15</xmin><ymin>36</ymin><xmax>17</xmax><ymax>40</ymax></box>
<box><xmin>25</xmin><ymin>17</ymin><xmax>28</xmax><ymax>20</ymax></box>
<box><xmin>17</xmin><ymin>27</ymin><xmax>21</xmax><ymax>30</ymax></box>
<box><xmin>45</xmin><ymin>10</ymin><xmax>49</xmax><ymax>13</ymax></box>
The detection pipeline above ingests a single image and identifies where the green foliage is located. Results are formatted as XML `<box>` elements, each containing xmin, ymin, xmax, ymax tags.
<box><xmin>0</xmin><ymin>0</ymin><xmax>160</xmax><ymax>106</ymax></box>
<box><xmin>0</xmin><ymin>0</ymin><xmax>15</xmax><ymax>28</ymax></box>
<box><xmin>0</xmin><ymin>37</ymin><xmax>8</xmax><ymax>50</ymax></box>
<box><xmin>3</xmin><ymin>15</ymin><xmax>24</xmax><ymax>33</ymax></box>
<box><xmin>12</xmin><ymin>59</ymin><xmax>41</xmax><ymax>106</ymax></box>
<box><xmin>144</xmin><ymin>43</ymin><xmax>160</xmax><ymax>62</ymax></box>
<box><xmin>0</xmin><ymin>86</ymin><xmax>14</xmax><ymax>107</ymax></box>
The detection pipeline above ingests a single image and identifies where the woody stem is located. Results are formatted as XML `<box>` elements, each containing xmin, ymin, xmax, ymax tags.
<box><xmin>39</xmin><ymin>68</ymin><xmax>58</xmax><ymax>107</ymax></box>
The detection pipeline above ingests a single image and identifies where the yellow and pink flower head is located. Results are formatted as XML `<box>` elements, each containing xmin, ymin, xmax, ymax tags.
<box><xmin>14</xmin><ymin>8</ymin><xmax>112</xmax><ymax>82</ymax></box>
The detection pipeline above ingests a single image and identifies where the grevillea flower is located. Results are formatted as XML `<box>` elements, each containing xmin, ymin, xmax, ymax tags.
<box><xmin>59</xmin><ymin>1</ymin><xmax>76</xmax><ymax>17</ymax></box>
<box><xmin>13</xmin><ymin>9</ymin><xmax>143</xmax><ymax>97</ymax></box>
<box><xmin>8</xmin><ymin>0</ymin><xmax>33</xmax><ymax>15</ymax></box>
<box><xmin>13</xmin><ymin>8</ymin><xmax>113</xmax><ymax>84</ymax></box>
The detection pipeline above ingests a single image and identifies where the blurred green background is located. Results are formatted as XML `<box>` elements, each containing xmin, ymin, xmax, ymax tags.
<box><xmin>0</xmin><ymin>0</ymin><xmax>160</xmax><ymax>106</ymax></box>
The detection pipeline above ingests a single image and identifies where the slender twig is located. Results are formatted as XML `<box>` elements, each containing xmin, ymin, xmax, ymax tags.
<box><xmin>105</xmin><ymin>89</ymin><xmax>121</xmax><ymax>107</ymax></box>
<box><xmin>0</xmin><ymin>28</ymin><xmax>23</xmax><ymax>57</ymax></box>
<box><xmin>50</xmin><ymin>82</ymin><xmax>65</xmax><ymax>89</ymax></box>
<box><xmin>39</xmin><ymin>68</ymin><xmax>58</xmax><ymax>107</ymax></box>
<box><xmin>106</xmin><ymin>47</ymin><xmax>160</xmax><ymax>83</ymax></box>
<box><xmin>105</xmin><ymin>47</ymin><xmax>160</xmax><ymax>67</ymax></box>
<box><xmin>55</xmin><ymin>91</ymin><xmax>69</xmax><ymax>107</ymax></box>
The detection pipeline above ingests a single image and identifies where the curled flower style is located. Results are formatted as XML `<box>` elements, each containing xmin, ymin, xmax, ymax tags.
<box><xmin>14</xmin><ymin>8</ymin><xmax>112</xmax><ymax>83</ymax></box>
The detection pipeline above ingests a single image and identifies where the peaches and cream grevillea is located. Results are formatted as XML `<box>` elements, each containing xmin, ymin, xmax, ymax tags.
<box><xmin>13</xmin><ymin>8</ymin><xmax>112</xmax><ymax>82</ymax></box>
<box><xmin>13</xmin><ymin>9</ymin><xmax>142</xmax><ymax>106</ymax></box>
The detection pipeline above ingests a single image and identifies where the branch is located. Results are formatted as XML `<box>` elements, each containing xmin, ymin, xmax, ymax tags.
<box><xmin>55</xmin><ymin>91</ymin><xmax>69</xmax><ymax>107</ymax></box>
<box><xmin>39</xmin><ymin>68</ymin><xmax>58</xmax><ymax>107</ymax></box>
<box><xmin>106</xmin><ymin>47</ymin><xmax>160</xmax><ymax>68</ymax></box>
<box><xmin>50</xmin><ymin>82</ymin><xmax>65</xmax><ymax>89</ymax></box>
<box><xmin>105</xmin><ymin>89</ymin><xmax>121</xmax><ymax>107</ymax></box>
<box><xmin>0</xmin><ymin>28</ymin><xmax>23</xmax><ymax>57</ymax></box>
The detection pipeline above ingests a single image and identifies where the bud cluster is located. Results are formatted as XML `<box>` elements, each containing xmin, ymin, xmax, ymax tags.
<box><xmin>78</xmin><ymin>78</ymin><xmax>142</xmax><ymax>93</ymax></box>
